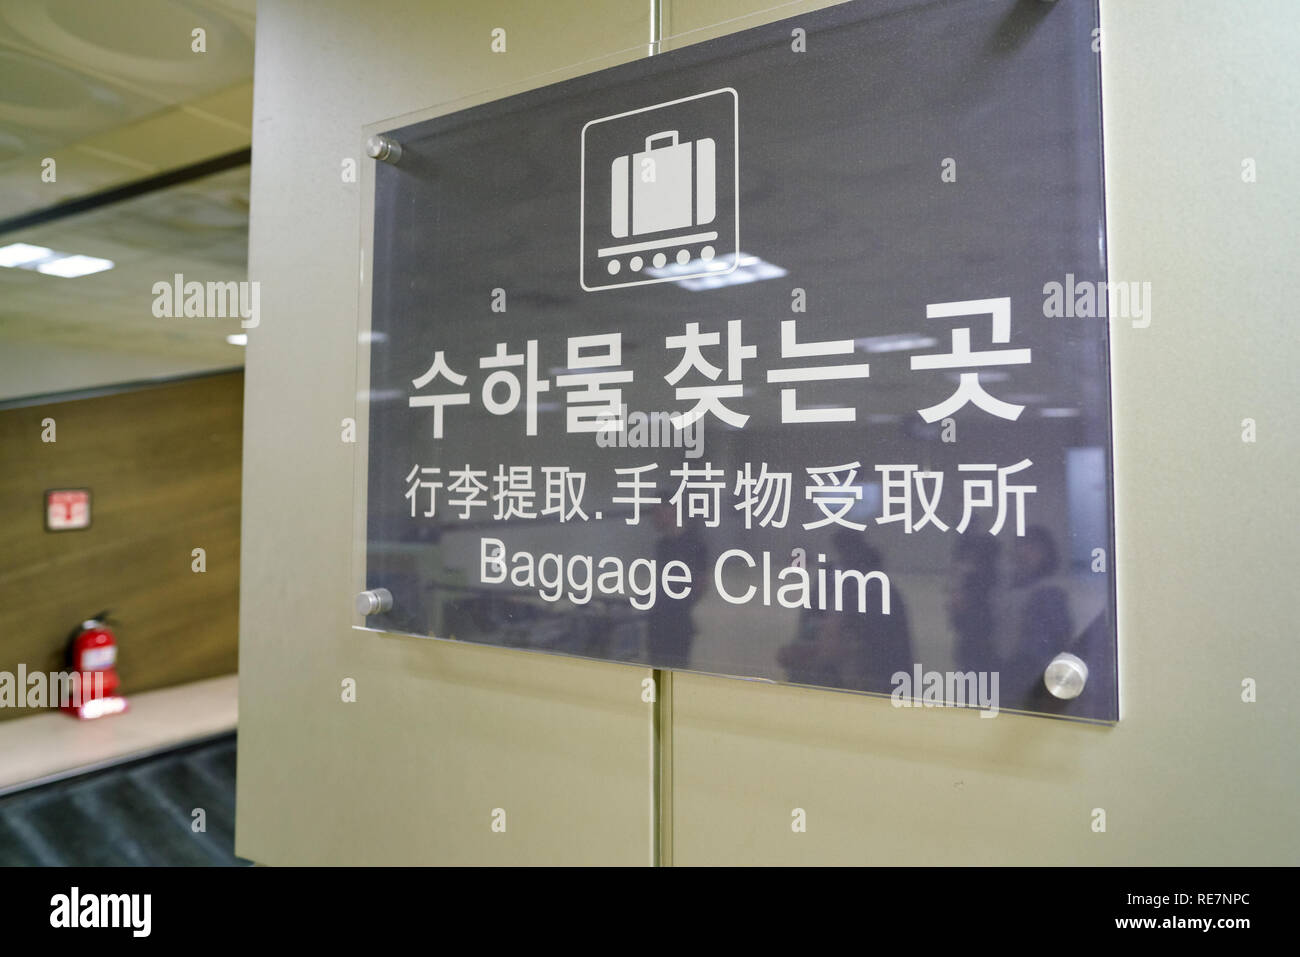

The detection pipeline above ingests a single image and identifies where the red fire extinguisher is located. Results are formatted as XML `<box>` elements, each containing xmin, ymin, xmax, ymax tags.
<box><xmin>61</xmin><ymin>613</ymin><xmax>128</xmax><ymax>720</ymax></box>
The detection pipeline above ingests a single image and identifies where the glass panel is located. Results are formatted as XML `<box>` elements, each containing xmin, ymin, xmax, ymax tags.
<box><xmin>354</xmin><ymin>0</ymin><xmax>1117</xmax><ymax>722</ymax></box>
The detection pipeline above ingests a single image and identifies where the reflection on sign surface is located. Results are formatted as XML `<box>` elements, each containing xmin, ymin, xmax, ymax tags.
<box><xmin>360</xmin><ymin>0</ymin><xmax>1118</xmax><ymax>722</ymax></box>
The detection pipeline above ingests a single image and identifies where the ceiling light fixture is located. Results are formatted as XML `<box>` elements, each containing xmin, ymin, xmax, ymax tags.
<box><xmin>35</xmin><ymin>254</ymin><xmax>115</xmax><ymax>278</ymax></box>
<box><xmin>854</xmin><ymin>333</ymin><xmax>939</xmax><ymax>353</ymax></box>
<box><xmin>0</xmin><ymin>242</ymin><xmax>113</xmax><ymax>277</ymax></box>
<box><xmin>0</xmin><ymin>243</ymin><xmax>53</xmax><ymax>268</ymax></box>
<box><xmin>648</xmin><ymin>252</ymin><xmax>787</xmax><ymax>291</ymax></box>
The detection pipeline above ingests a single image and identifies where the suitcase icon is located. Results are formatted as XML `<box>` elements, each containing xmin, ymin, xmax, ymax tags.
<box><xmin>580</xmin><ymin>88</ymin><xmax>736</xmax><ymax>290</ymax></box>
<box><xmin>610</xmin><ymin>130</ymin><xmax>716</xmax><ymax>239</ymax></box>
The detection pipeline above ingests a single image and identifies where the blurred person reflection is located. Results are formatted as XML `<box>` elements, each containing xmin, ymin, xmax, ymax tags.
<box><xmin>777</xmin><ymin>531</ymin><xmax>912</xmax><ymax>692</ymax></box>
<box><xmin>646</xmin><ymin>503</ymin><xmax>708</xmax><ymax>670</ymax></box>
<box><xmin>997</xmin><ymin>525</ymin><xmax>1073</xmax><ymax>705</ymax></box>
<box><xmin>948</xmin><ymin>534</ymin><xmax>1000</xmax><ymax>673</ymax></box>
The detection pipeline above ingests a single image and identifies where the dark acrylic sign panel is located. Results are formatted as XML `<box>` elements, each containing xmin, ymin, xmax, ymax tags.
<box><xmin>363</xmin><ymin>0</ymin><xmax>1118</xmax><ymax>722</ymax></box>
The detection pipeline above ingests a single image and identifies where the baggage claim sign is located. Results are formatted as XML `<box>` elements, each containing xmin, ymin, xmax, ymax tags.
<box><xmin>358</xmin><ymin>0</ymin><xmax>1119</xmax><ymax>721</ymax></box>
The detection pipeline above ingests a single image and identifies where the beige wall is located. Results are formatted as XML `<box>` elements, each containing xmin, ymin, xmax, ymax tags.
<box><xmin>237</xmin><ymin>0</ymin><xmax>1300</xmax><ymax>864</ymax></box>
<box><xmin>236</xmin><ymin>0</ymin><xmax>657</xmax><ymax>866</ymax></box>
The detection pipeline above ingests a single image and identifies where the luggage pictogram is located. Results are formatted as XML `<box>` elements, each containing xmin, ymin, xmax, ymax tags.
<box><xmin>611</xmin><ymin>130</ymin><xmax>716</xmax><ymax>239</ymax></box>
<box><xmin>581</xmin><ymin>89</ymin><xmax>738</xmax><ymax>291</ymax></box>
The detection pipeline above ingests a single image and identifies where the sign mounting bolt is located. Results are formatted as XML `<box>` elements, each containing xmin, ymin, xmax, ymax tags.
<box><xmin>1043</xmin><ymin>652</ymin><xmax>1088</xmax><ymax>700</ymax></box>
<box><xmin>366</xmin><ymin>135</ymin><xmax>402</xmax><ymax>164</ymax></box>
<box><xmin>356</xmin><ymin>588</ymin><xmax>393</xmax><ymax>616</ymax></box>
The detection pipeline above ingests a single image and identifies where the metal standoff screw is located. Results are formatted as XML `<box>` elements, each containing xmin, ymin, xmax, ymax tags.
<box><xmin>366</xmin><ymin>134</ymin><xmax>402</xmax><ymax>164</ymax></box>
<box><xmin>1043</xmin><ymin>652</ymin><xmax>1088</xmax><ymax>700</ymax></box>
<box><xmin>356</xmin><ymin>588</ymin><xmax>393</xmax><ymax>616</ymax></box>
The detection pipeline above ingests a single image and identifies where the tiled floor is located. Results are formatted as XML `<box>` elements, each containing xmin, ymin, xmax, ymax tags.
<box><xmin>0</xmin><ymin>733</ymin><xmax>247</xmax><ymax>866</ymax></box>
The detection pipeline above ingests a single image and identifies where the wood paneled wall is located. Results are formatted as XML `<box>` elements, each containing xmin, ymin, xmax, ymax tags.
<box><xmin>0</xmin><ymin>371</ymin><xmax>242</xmax><ymax>720</ymax></box>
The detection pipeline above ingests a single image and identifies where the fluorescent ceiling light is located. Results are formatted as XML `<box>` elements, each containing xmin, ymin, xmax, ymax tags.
<box><xmin>0</xmin><ymin>242</ymin><xmax>114</xmax><ymax>277</ymax></box>
<box><xmin>648</xmin><ymin>252</ymin><xmax>787</xmax><ymax>291</ymax></box>
<box><xmin>1039</xmin><ymin>407</ymin><xmax>1080</xmax><ymax>417</ymax></box>
<box><xmin>0</xmin><ymin>243</ymin><xmax>53</xmax><ymax>267</ymax></box>
<box><xmin>35</xmin><ymin>254</ymin><xmax>114</xmax><ymax>278</ymax></box>
<box><xmin>945</xmin><ymin>370</ymin><xmax>1010</xmax><ymax>383</ymax></box>
<box><xmin>226</xmin><ymin>333</ymin><xmax>248</xmax><ymax>346</ymax></box>
<box><xmin>855</xmin><ymin>333</ymin><xmax>938</xmax><ymax>353</ymax></box>
<box><xmin>1004</xmin><ymin>393</ymin><xmax>1049</xmax><ymax>404</ymax></box>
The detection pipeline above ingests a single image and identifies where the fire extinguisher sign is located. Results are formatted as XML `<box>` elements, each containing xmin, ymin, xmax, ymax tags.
<box><xmin>580</xmin><ymin>88</ymin><xmax>739</xmax><ymax>292</ymax></box>
<box><xmin>45</xmin><ymin>488</ymin><xmax>91</xmax><ymax>531</ymax></box>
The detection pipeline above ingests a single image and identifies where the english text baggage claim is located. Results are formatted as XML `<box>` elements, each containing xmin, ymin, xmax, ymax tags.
<box><xmin>480</xmin><ymin>537</ymin><xmax>891</xmax><ymax>613</ymax></box>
